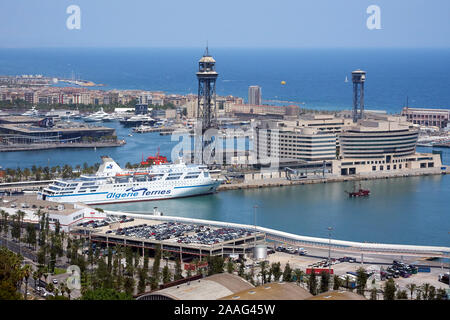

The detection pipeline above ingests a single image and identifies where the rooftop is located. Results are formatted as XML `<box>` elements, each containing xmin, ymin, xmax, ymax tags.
<box><xmin>220</xmin><ymin>282</ymin><xmax>313</xmax><ymax>300</ymax></box>
<box><xmin>0</xmin><ymin>123</ymin><xmax>115</xmax><ymax>134</ymax></box>
<box><xmin>307</xmin><ymin>290</ymin><xmax>366</xmax><ymax>300</ymax></box>
<box><xmin>146</xmin><ymin>273</ymin><xmax>253</xmax><ymax>300</ymax></box>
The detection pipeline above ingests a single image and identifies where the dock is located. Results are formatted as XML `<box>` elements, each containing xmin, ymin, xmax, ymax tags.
<box><xmin>0</xmin><ymin>140</ymin><xmax>125</xmax><ymax>152</ymax></box>
<box><xmin>218</xmin><ymin>167</ymin><xmax>450</xmax><ymax>191</ymax></box>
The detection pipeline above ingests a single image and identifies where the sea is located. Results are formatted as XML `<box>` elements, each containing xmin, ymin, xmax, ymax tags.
<box><xmin>0</xmin><ymin>48</ymin><xmax>449</xmax><ymax>246</ymax></box>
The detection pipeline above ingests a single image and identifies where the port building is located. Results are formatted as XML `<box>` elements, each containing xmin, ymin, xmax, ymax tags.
<box><xmin>0</xmin><ymin>116</ymin><xmax>117</xmax><ymax>145</ymax></box>
<box><xmin>401</xmin><ymin>107</ymin><xmax>450</xmax><ymax>129</ymax></box>
<box><xmin>0</xmin><ymin>195</ymin><xmax>106</xmax><ymax>232</ymax></box>
<box><xmin>255</xmin><ymin>122</ymin><xmax>337</xmax><ymax>163</ymax></box>
<box><xmin>254</xmin><ymin>115</ymin><xmax>353</xmax><ymax>163</ymax></box>
<box><xmin>332</xmin><ymin>118</ymin><xmax>442</xmax><ymax>175</ymax></box>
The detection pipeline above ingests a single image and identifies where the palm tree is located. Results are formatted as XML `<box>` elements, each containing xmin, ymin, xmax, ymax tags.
<box><xmin>415</xmin><ymin>288</ymin><xmax>423</xmax><ymax>300</ymax></box>
<box><xmin>293</xmin><ymin>269</ymin><xmax>304</xmax><ymax>287</ymax></box>
<box><xmin>1</xmin><ymin>210</ymin><xmax>9</xmax><ymax>246</ymax></box>
<box><xmin>32</xmin><ymin>271</ymin><xmax>39</xmax><ymax>289</ymax></box>
<box><xmin>16</xmin><ymin>210</ymin><xmax>26</xmax><ymax>255</ymax></box>
<box><xmin>421</xmin><ymin>283</ymin><xmax>431</xmax><ymax>300</ymax></box>
<box><xmin>259</xmin><ymin>261</ymin><xmax>268</xmax><ymax>284</ymax></box>
<box><xmin>406</xmin><ymin>283</ymin><xmax>417</xmax><ymax>300</ymax></box>
<box><xmin>60</xmin><ymin>283</ymin><xmax>66</xmax><ymax>298</ymax></box>
<box><xmin>66</xmin><ymin>286</ymin><xmax>71</xmax><ymax>300</ymax></box>
<box><xmin>22</xmin><ymin>264</ymin><xmax>32</xmax><ymax>300</ymax></box>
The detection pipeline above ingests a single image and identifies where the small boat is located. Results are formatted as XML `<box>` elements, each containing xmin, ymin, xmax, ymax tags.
<box><xmin>345</xmin><ymin>182</ymin><xmax>370</xmax><ymax>198</ymax></box>
<box><xmin>345</xmin><ymin>76</ymin><xmax>349</xmax><ymax>83</ymax></box>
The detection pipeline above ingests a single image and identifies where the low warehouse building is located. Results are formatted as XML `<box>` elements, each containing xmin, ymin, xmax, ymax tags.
<box><xmin>137</xmin><ymin>273</ymin><xmax>253</xmax><ymax>300</ymax></box>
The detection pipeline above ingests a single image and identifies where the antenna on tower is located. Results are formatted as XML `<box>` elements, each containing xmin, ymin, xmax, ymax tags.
<box><xmin>205</xmin><ymin>41</ymin><xmax>209</xmax><ymax>56</ymax></box>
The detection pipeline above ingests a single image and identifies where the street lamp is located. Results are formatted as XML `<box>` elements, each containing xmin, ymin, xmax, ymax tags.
<box><xmin>253</xmin><ymin>205</ymin><xmax>258</xmax><ymax>232</ymax></box>
<box><xmin>253</xmin><ymin>205</ymin><xmax>258</xmax><ymax>248</ymax></box>
<box><xmin>328</xmin><ymin>227</ymin><xmax>333</xmax><ymax>275</ymax></box>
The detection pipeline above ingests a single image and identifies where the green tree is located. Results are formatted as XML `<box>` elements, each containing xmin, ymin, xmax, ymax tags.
<box><xmin>421</xmin><ymin>283</ymin><xmax>431</xmax><ymax>300</ymax></box>
<box><xmin>152</xmin><ymin>245</ymin><xmax>161</xmax><ymax>285</ymax></box>
<box><xmin>174</xmin><ymin>258</ymin><xmax>183</xmax><ymax>281</ymax></box>
<box><xmin>406</xmin><ymin>283</ymin><xmax>416</xmax><ymax>300</ymax></box>
<box><xmin>428</xmin><ymin>285</ymin><xmax>436</xmax><ymax>300</ymax></box>
<box><xmin>294</xmin><ymin>269</ymin><xmax>304</xmax><ymax>287</ymax></box>
<box><xmin>149</xmin><ymin>276</ymin><xmax>158</xmax><ymax>290</ymax></box>
<box><xmin>282</xmin><ymin>262</ymin><xmax>293</xmax><ymax>282</ymax></box>
<box><xmin>370</xmin><ymin>287</ymin><xmax>378</xmax><ymax>300</ymax></box>
<box><xmin>383</xmin><ymin>279</ymin><xmax>396</xmax><ymax>300</ymax></box>
<box><xmin>319</xmin><ymin>271</ymin><xmax>330</xmax><ymax>293</ymax></box>
<box><xmin>333</xmin><ymin>275</ymin><xmax>341</xmax><ymax>290</ymax></box>
<box><xmin>81</xmin><ymin>288</ymin><xmax>133</xmax><ymax>300</ymax></box>
<box><xmin>271</xmin><ymin>262</ymin><xmax>282</xmax><ymax>282</ymax></box>
<box><xmin>356</xmin><ymin>267</ymin><xmax>368</xmax><ymax>296</ymax></box>
<box><xmin>226</xmin><ymin>259</ymin><xmax>235</xmax><ymax>274</ymax></box>
<box><xmin>123</xmin><ymin>276</ymin><xmax>135</xmax><ymax>296</ymax></box>
<box><xmin>25</xmin><ymin>224</ymin><xmax>37</xmax><ymax>249</ymax></box>
<box><xmin>207</xmin><ymin>256</ymin><xmax>224</xmax><ymax>275</ymax></box>
<box><xmin>137</xmin><ymin>267</ymin><xmax>147</xmax><ymax>294</ymax></box>
<box><xmin>21</xmin><ymin>264</ymin><xmax>32</xmax><ymax>300</ymax></box>
<box><xmin>1</xmin><ymin>210</ymin><xmax>9</xmax><ymax>247</ymax></box>
<box><xmin>436</xmin><ymin>288</ymin><xmax>448</xmax><ymax>300</ymax></box>
<box><xmin>238</xmin><ymin>260</ymin><xmax>245</xmax><ymax>278</ymax></box>
<box><xmin>162</xmin><ymin>265</ymin><xmax>172</xmax><ymax>284</ymax></box>
<box><xmin>308</xmin><ymin>270</ymin><xmax>318</xmax><ymax>295</ymax></box>
<box><xmin>396</xmin><ymin>290</ymin><xmax>408</xmax><ymax>300</ymax></box>
<box><xmin>259</xmin><ymin>261</ymin><xmax>268</xmax><ymax>284</ymax></box>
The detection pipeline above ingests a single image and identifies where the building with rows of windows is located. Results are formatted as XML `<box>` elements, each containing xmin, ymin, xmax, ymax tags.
<box><xmin>332</xmin><ymin>119</ymin><xmax>442</xmax><ymax>175</ymax></box>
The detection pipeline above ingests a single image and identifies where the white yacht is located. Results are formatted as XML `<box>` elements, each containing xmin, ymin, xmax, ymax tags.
<box><xmin>84</xmin><ymin>108</ymin><xmax>108</xmax><ymax>122</ymax></box>
<box><xmin>22</xmin><ymin>106</ymin><xmax>40</xmax><ymax>117</ymax></box>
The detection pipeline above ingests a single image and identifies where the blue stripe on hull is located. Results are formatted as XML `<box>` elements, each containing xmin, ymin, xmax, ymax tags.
<box><xmin>41</xmin><ymin>182</ymin><xmax>220</xmax><ymax>203</ymax></box>
<box><xmin>174</xmin><ymin>183</ymin><xmax>217</xmax><ymax>189</ymax></box>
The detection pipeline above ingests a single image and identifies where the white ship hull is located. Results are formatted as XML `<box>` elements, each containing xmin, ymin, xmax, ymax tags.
<box><xmin>40</xmin><ymin>180</ymin><xmax>221</xmax><ymax>205</ymax></box>
<box><xmin>38</xmin><ymin>156</ymin><xmax>223</xmax><ymax>205</ymax></box>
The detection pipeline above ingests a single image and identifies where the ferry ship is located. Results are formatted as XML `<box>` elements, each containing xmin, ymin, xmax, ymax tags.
<box><xmin>38</xmin><ymin>156</ymin><xmax>223</xmax><ymax>205</ymax></box>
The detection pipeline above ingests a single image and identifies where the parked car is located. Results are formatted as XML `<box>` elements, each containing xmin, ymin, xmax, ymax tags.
<box><xmin>439</xmin><ymin>273</ymin><xmax>449</xmax><ymax>285</ymax></box>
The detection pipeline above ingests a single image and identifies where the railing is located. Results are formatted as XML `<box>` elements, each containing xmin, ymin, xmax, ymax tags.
<box><xmin>104</xmin><ymin>210</ymin><xmax>450</xmax><ymax>258</ymax></box>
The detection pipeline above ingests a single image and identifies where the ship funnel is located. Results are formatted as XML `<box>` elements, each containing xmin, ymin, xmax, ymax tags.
<box><xmin>97</xmin><ymin>157</ymin><xmax>123</xmax><ymax>176</ymax></box>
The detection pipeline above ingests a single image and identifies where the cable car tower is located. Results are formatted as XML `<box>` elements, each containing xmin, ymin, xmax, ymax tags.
<box><xmin>197</xmin><ymin>45</ymin><xmax>218</xmax><ymax>131</ymax></box>
<box><xmin>352</xmin><ymin>69</ymin><xmax>366</xmax><ymax>123</ymax></box>
<box><xmin>196</xmin><ymin>46</ymin><xmax>219</xmax><ymax>163</ymax></box>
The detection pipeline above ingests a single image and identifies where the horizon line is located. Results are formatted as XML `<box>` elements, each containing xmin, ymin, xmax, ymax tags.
<box><xmin>0</xmin><ymin>45</ymin><xmax>450</xmax><ymax>50</ymax></box>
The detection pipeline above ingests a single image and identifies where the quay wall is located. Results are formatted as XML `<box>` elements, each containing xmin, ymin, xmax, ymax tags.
<box><xmin>218</xmin><ymin>167</ymin><xmax>450</xmax><ymax>191</ymax></box>
<box><xmin>0</xmin><ymin>141</ymin><xmax>124</xmax><ymax>152</ymax></box>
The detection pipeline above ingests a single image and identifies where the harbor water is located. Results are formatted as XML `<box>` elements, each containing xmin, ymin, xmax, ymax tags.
<box><xmin>0</xmin><ymin>47</ymin><xmax>449</xmax><ymax>246</ymax></box>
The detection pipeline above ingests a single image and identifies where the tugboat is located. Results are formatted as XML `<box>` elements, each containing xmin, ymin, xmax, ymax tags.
<box><xmin>346</xmin><ymin>182</ymin><xmax>370</xmax><ymax>198</ymax></box>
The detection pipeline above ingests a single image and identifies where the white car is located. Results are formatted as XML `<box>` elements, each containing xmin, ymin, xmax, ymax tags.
<box><xmin>52</xmin><ymin>279</ymin><xmax>58</xmax><ymax>284</ymax></box>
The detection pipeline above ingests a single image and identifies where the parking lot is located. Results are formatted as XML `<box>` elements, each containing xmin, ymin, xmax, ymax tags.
<box><xmin>76</xmin><ymin>215</ymin><xmax>258</xmax><ymax>246</ymax></box>
<box><xmin>264</xmin><ymin>248</ymin><xmax>450</xmax><ymax>295</ymax></box>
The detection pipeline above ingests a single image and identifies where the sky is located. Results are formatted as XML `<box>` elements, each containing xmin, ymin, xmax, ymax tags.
<box><xmin>0</xmin><ymin>0</ymin><xmax>449</xmax><ymax>48</ymax></box>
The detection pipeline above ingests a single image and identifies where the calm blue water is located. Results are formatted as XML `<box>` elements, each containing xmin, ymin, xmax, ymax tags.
<box><xmin>0</xmin><ymin>48</ymin><xmax>449</xmax><ymax>246</ymax></box>
<box><xmin>0</xmin><ymin>48</ymin><xmax>449</xmax><ymax>111</ymax></box>
<box><xmin>99</xmin><ymin>173</ymin><xmax>450</xmax><ymax>247</ymax></box>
